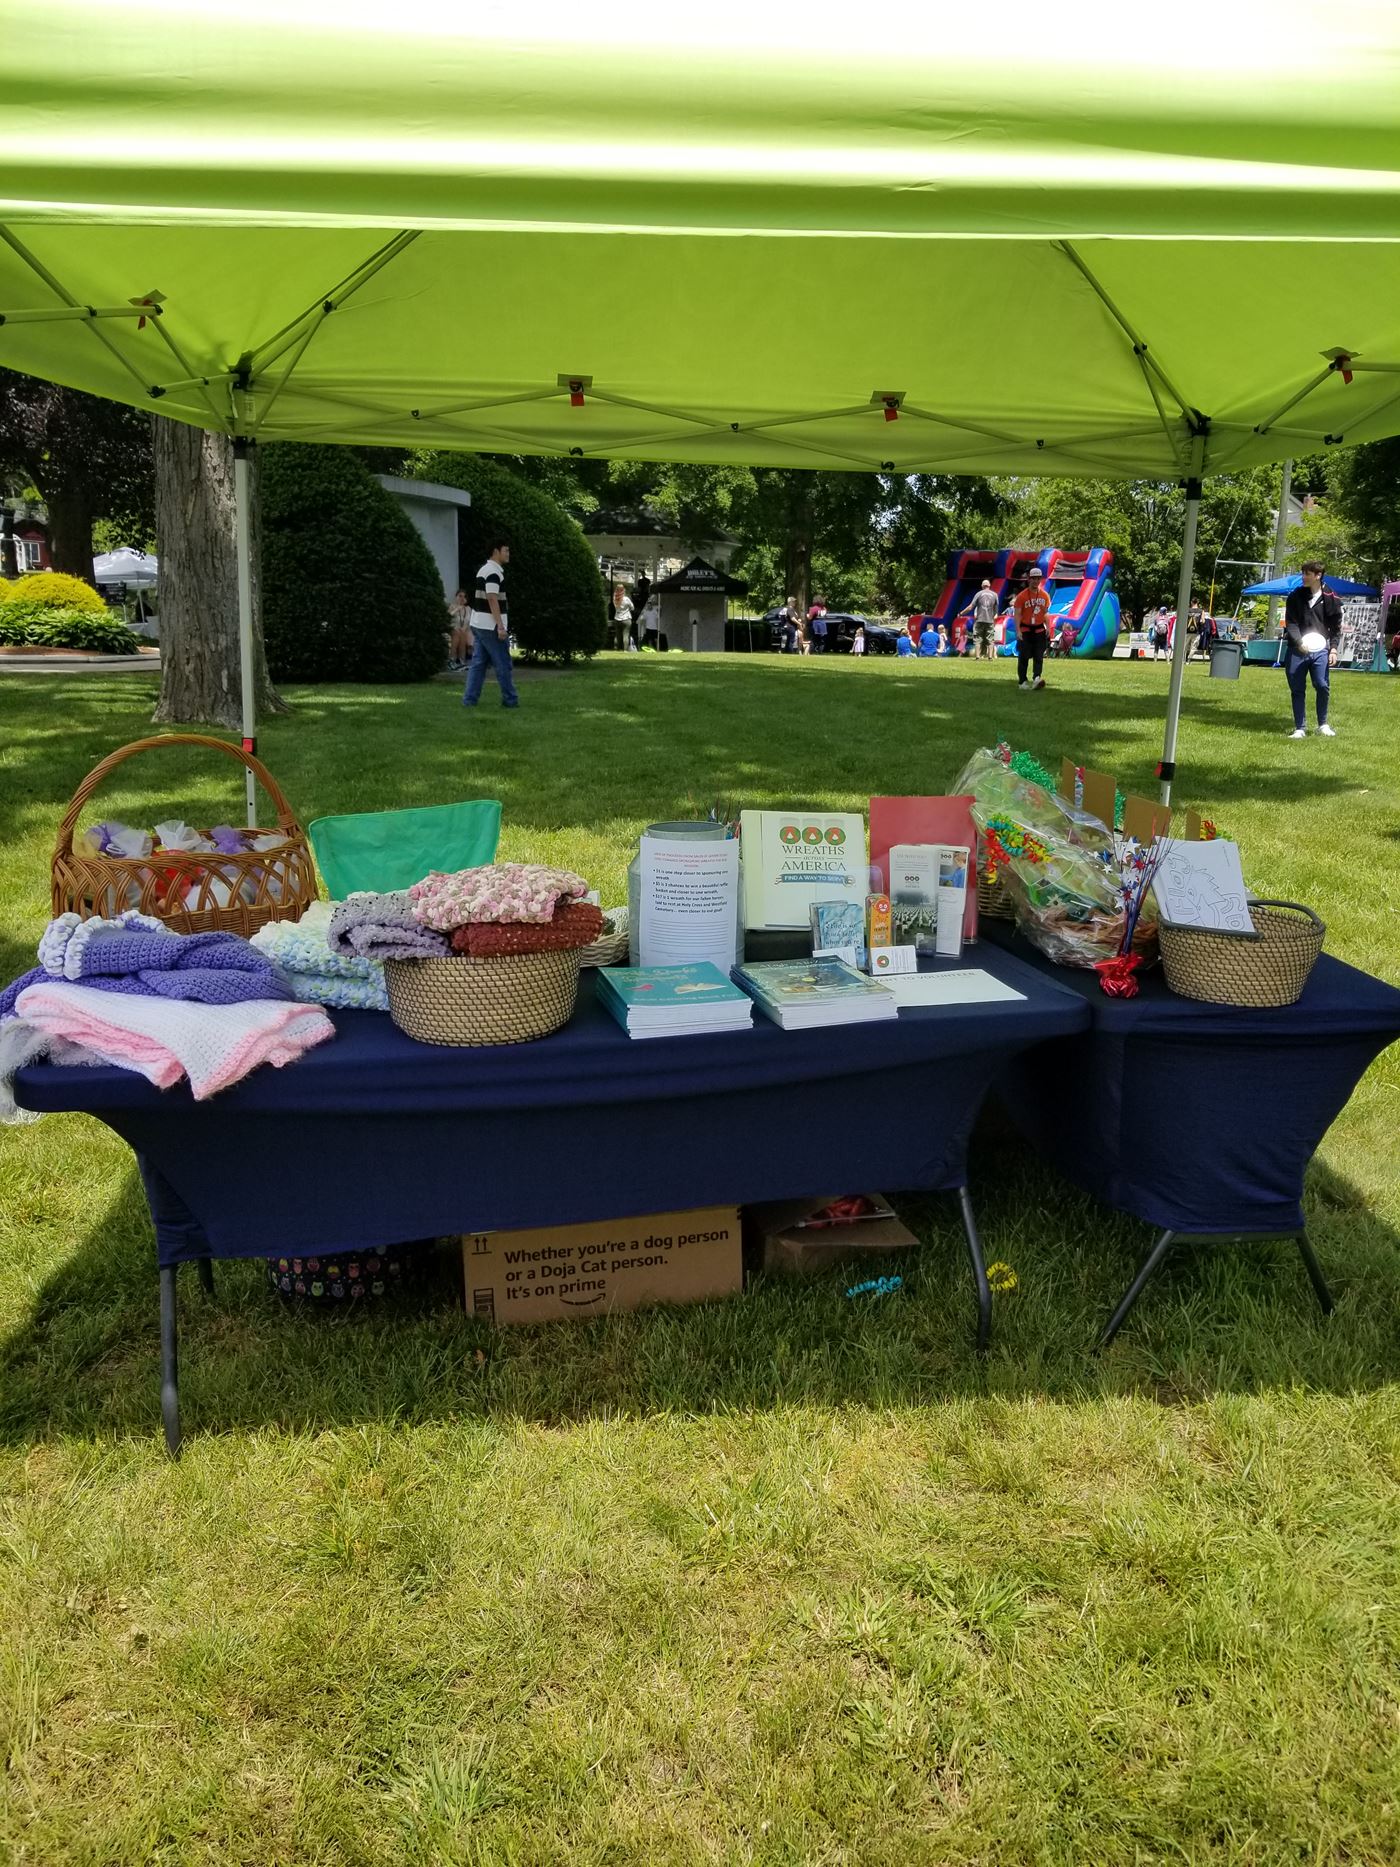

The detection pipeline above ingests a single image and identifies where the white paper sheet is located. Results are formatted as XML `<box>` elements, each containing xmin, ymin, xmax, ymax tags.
<box><xmin>1152</xmin><ymin>838</ymin><xmax>1256</xmax><ymax>934</ymax></box>
<box><xmin>883</xmin><ymin>969</ymin><xmax>1026</xmax><ymax>1009</ymax></box>
<box><xmin>638</xmin><ymin>836</ymin><xmax>741</xmax><ymax>971</ymax></box>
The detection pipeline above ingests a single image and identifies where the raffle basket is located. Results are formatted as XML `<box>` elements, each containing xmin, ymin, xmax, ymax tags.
<box><xmin>384</xmin><ymin>949</ymin><xmax>582</xmax><ymax>1046</ymax></box>
<box><xmin>52</xmin><ymin>734</ymin><xmax>317</xmax><ymax>936</ymax></box>
<box><xmin>1159</xmin><ymin>900</ymin><xmax>1324</xmax><ymax>1008</ymax></box>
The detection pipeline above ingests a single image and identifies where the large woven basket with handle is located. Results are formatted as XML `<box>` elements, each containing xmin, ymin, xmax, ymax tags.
<box><xmin>1159</xmin><ymin>899</ymin><xmax>1324</xmax><ymax>1008</ymax></box>
<box><xmin>51</xmin><ymin>734</ymin><xmax>317</xmax><ymax>937</ymax></box>
<box><xmin>384</xmin><ymin>949</ymin><xmax>581</xmax><ymax>1046</ymax></box>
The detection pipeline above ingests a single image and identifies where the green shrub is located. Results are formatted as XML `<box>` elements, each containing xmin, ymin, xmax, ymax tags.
<box><xmin>1</xmin><ymin>570</ymin><xmax>108</xmax><ymax>614</ymax></box>
<box><xmin>0</xmin><ymin>603</ymin><xmax>139</xmax><ymax>653</ymax></box>
<box><xmin>412</xmin><ymin>454</ymin><xmax>607</xmax><ymax>663</ymax></box>
<box><xmin>261</xmin><ymin>443</ymin><xmax>448</xmax><ymax>683</ymax></box>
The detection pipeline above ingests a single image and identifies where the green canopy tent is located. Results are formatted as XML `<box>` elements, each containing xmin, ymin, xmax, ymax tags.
<box><xmin>4</xmin><ymin>0</ymin><xmax>1400</xmax><ymax>812</ymax></box>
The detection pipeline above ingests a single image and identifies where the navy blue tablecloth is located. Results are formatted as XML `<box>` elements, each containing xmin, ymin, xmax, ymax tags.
<box><xmin>985</xmin><ymin>927</ymin><xmax>1400</xmax><ymax>1235</ymax></box>
<box><xmin>15</xmin><ymin>944</ymin><xmax>1088</xmax><ymax>1265</ymax></box>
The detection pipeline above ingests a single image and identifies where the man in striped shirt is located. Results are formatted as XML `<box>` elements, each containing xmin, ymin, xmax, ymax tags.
<box><xmin>462</xmin><ymin>538</ymin><xmax>519</xmax><ymax>708</ymax></box>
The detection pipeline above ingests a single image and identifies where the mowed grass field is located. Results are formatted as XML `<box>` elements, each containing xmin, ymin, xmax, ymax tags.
<box><xmin>1</xmin><ymin>651</ymin><xmax>1398</xmax><ymax>1865</ymax></box>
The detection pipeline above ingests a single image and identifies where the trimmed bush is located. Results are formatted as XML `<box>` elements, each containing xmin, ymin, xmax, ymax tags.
<box><xmin>412</xmin><ymin>454</ymin><xmax>607</xmax><ymax>663</ymax></box>
<box><xmin>0</xmin><ymin>603</ymin><xmax>139</xmax><ymax>653</ymax></box>
<box><xmin>261</xmin><ymin>443</ymin><xmax>448</xmax><ymax>683</ymax></box>
<box><xmin>1</xmin><ymin>570</ymin><xmax>108</xmax><ymax>614</ymax></box>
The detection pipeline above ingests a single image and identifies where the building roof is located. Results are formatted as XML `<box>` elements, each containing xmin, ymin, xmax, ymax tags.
<box><xmin>654</xmin><ymin>556</ymin><xmax>749</xmax><ymax>596</ymax></box>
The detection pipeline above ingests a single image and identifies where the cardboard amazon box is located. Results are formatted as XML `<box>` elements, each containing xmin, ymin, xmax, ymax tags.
<box><xmin>745</xmin><ymin>1197</ymin><xmax>919</xmax><ymax>1278</ymax></box>
<box><xmin>462</xmin><ymin>1205</ymin><xmax>741</xmax><ymax>1325</ymax></box>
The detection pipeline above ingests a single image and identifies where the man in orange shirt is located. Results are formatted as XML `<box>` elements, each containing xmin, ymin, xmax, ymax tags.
<box><xmin>1012</xmin><ymin>566</ymin><xmax>1053</xmax><ymax>690</ymax></box>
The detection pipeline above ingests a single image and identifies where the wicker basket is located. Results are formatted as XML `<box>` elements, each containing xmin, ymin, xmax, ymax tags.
<box><xmin>977</xmin><ymin>868</ymin><xmax>1015</xmax><ymax>921</ymax></box>
<box><xmin>384</xmin><ymin>949</ymin><xmax>581</xmax><ymax>1045</ymax></box>
<box><xmin>52</xmin><ymin>734</ymin><xmax>317</xmax><ymax>937</ymax></box>
<box><xmin>1159</xmin><ymin>899</ymin><xmax>1324</xmax><ymax>1008</ymax></box>
<box><xmin>580</xmin><ymin>906</ymin><xmax>630</xmax><ymax>969</ymax></box>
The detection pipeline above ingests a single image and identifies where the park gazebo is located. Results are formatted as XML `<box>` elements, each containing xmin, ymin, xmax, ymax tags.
<box><xmin>4</xmin><ymin>0</ymin><xmax>1400</xmax><ymax>809</ymax></box>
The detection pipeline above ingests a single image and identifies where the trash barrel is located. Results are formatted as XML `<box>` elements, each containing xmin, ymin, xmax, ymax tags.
<box><xmin>1209</xmin><ymin>641</ymin><xmax>1244</xmax><ymax>680</ymax></box>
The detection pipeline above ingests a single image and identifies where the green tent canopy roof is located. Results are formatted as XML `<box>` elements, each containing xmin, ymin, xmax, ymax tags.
<box><xmin>3</xmin><ymin>1</ymin><xmax>1400</xmax><ymax>477</ymax></box>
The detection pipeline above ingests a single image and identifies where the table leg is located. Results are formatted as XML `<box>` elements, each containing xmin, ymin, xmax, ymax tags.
<box><xmin>955</xmin><ymin>1185</ymin><xmax>992</xmax><ymax>1356</ymax></box>
<box><xmin>159</xmin><ymin>1265</ymin><xmax>182</xmax><ymax>1460</ymax></box>
<box><xmin>1099</xmin><ymin>1228</ymin><xmax>1177</xmax><ymax>1350</ymax></box>
<box><xmin>197</xmin><ymin>1256</ymin><xmax>215</xmax><ymax>1297</ymax></box>
<box><xmin>1296</xmin><ymin>1234</ymin><xmax>1335</xmax><ymax>1316</ymax></box>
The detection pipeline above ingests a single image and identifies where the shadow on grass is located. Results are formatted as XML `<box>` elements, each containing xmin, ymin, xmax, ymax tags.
<box><xmin>4</xmin><ymin>1143</ymin><xmax>1399</xmax><ymax>1449</ymax></box>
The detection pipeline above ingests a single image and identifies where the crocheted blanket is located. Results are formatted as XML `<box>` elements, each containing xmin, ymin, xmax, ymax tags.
<box><xmin>251</xmin><ymin>918</ymin><xmax>389</xmax><ymax>1012</ymax></box>
<box><xmin>0</xmin><ymin>912</ymin><xmax>293</xmax><ymax>1022</ymax></box>
<box><xmin>411</xmin><ymin>862</ymin><xmax>589</xmax><ymax>931</ymax></box>
<box><xmin>328</xmin><ymin>891</ymin><xmax>451</xmax><ymax>963</ymax></box>
<box><xmin>14</xmin><ymin>981</ymin><xmax>333</xmax><ymax>1101</ymax></box>
<box><xmin>449</xmin><ymin>901</ymin><xmax>605</xmax><ymax>956</ymax></box>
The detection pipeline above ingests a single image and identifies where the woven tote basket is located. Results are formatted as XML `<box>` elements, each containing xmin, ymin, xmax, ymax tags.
<box><xmin>51</xmin><ymin>734</ymin><xmax>317</xmax><ymax>937</ymax></box>
<box><xmin>1159</xmin><ymin>900</ymin><xmax>1324</xmax><ymax>1008</ymax></box>
<box><xmin>384</xmin><ymin>949</ymin><xmax>582</xmax><ymax>1046</ymax></box>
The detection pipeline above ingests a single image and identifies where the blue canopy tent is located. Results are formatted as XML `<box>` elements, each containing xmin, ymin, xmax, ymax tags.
<box><xmin>1241</xmin><ymin>573</ymin><xmax>1379</xmax><ymax>597</ymax></box>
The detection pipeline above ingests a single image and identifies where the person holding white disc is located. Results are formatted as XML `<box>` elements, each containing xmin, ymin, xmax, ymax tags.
<box><xmin>1282</xmin><ymin>560</ymin><xmax>1342</xmax><ymax>738</ymax></box>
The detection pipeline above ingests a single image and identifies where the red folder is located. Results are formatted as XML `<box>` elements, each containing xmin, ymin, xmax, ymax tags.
<box><xmin>869</xmin><ymin>795</ymin><xmax>979</xmax><ymax>941</ymax></box>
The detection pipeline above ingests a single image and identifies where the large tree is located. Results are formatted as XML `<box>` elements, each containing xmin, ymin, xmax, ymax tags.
<box><xmin>151</xmin><ymin>420</ymin><xmax>285</xmax><ymax>728</ymax></box>
<box><xmin>1326</xmin><ymin>438</ymin><xmax>1400</xmax><ymax>582</ymax></box>
<box><xmin>1013</xmin><ymin>470</ymin><xmax>1276</xmax><ymax>623</ymax></box>
<box><xmin>0</xmin><ymin>369</ymin><xmax>154</xmax><ymax>580</ymax></box>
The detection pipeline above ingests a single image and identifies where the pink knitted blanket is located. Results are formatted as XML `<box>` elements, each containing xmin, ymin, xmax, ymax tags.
<box><xmin>15</xmin><ymin>982</ymin><xmax>333</xmax><ymax>1100</ymax></box>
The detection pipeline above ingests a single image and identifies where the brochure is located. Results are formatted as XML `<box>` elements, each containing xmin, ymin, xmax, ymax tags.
<box><xmin>878</xmin><ymin>969</ymin><xmax>1027</xmax><ymax>1009</ymax></box>
<box><xmin>739</xmin><ymin>810</ymin><xmax>866</xmax><ymax>931</ymax></box>
<box><xmin>731</xmin><ymin>956</ymin><xmax>897</xmax><ymax>1030</ymax></box>
<box><xmin>869</xmin><ymin>796</ymin><xmax>978</xmax><ymax>941</ymax></box>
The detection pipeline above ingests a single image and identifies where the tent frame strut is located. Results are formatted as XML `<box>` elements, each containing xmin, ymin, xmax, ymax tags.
<box><xmin>1159</xmin><ymin>429</ymin><xmax>1208</xmax><ymax>808</ymax></box>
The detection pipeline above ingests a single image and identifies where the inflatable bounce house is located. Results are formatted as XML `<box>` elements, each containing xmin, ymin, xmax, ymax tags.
<box><xmin>922</xmin><ymin>547</ymin><xmax>1120</xmax><ymax>658</ymax></box>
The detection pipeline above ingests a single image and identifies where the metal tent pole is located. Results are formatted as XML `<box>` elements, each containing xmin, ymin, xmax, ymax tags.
<box><xmin>1270</xmin><ymin>457</ymin><xmax>1294</xmax><ymax>634</ymax></box>
<box><xmin>1159</xmin><ymin>434</ymin><xmax>1207</xmax><ymax>809</ymax></box>
<box><xmin>233</xmin><ymin>439</ymin><xmax>257</xmax><ymax>826</ymax></box>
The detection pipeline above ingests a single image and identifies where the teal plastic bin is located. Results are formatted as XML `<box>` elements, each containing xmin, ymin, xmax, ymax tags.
<box><xmin>308</xmin><ymin>800</ymin><xmax>502</xmax><ymax>898</ymax></box>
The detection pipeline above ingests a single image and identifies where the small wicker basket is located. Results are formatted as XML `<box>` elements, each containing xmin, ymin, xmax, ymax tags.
<box><xmin>52</xmin><ymin>734</ymin><xmax>317</xmax><ymax>937</ymax></box>
<box><xmin>384</xmin><ymin>949</ymin><xmax>581</xmax><ymax>1046</ymax></box>
<box><xmin>1159</xmin><ymin>899</ymin><xmax>1324</xmax><ymax>1008</ymax></box>
<box><xmin>580</xmin><ymin>906</ymin><xmax>630</xmax><ymax>969</ymax></box>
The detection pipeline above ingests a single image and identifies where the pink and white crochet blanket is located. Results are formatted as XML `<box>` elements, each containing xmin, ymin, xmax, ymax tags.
<box><xmin>14</xmin><ymin>982</ymin><xmax>333</xmax><ymax>1100</ymax></box>
<box><xmin>409</xmin><ymin>862</ymin><xmax>588</xmax><ymax>932</ymax></box>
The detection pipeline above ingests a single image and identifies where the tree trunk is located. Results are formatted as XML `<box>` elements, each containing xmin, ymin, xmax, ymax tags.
<box><xmin>45</xmin><ymin>485</ymin><xmax>98</xmax><ymax>582</ymax></box>
<box><xmin>783</xmin><ymin>475</ymin><xmax>815</xmax><ymax>617</ymax></box>
<box><xmin>151</xmin><ymin>420</ymin><xmax>287</xmax><ymax>728</ymax></box>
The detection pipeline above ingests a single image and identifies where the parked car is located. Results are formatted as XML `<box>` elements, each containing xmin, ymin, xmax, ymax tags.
<box><xmin>762</xmin><ymin>609</ymin><xmax>899</xmax><ymax>654</ymax></box>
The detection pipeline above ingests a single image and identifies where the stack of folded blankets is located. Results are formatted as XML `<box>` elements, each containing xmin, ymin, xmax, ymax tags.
<box><xmin>407</xmin><ymin>863</ymin><xmax>605</xmax><ymax>956</ymax></box>
<box><xmin>1</xmin><ymin>910</ymin><xmax>333</xmax><ymax>1121</ymax></box>
<box><xmin>251</xmin><ymin>903</ymin><xmax>390</xmax><ymax>1011</ymax></box>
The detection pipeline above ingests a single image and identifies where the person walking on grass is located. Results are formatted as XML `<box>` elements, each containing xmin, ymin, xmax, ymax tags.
<box><xmin>1012</xmin><ymin>566</ymin><xmax>1052</xmax><ymax>690</ymax></box>
<box><xmin>610</xmin><ymin>583</ymin><xmax>633</xmax><ymax>653</ymax></box>
<box><xmin>463</xmin><ymin>538</ymin><xmax>519</xmax><ymax>709</ymax></box>
<box><xmin>1283</xmin><ymin>559</ymin><xmax>1341</xmax><ymax>738</ymax></box>
<box><xmin>963</xmin><ymin>579</ymin><xmax>999</xmax><ymax>661</ymax></box>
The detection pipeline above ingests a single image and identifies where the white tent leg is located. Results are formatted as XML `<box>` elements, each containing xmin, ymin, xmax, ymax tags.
<box><xmin>1159</xmin><ymin>436</ymin><xmax>1207</xmax><ymax>810</ymax></box>
<box><xmin>233</xmin><ymin>439</ymin><xmax>257</xmax><ymax>826</ymax></box>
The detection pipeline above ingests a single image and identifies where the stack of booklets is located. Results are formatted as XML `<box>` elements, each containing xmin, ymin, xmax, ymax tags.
<box><xmin>596</xmin><ymin>963</ymin><xmax>754</xmax><ymax>1039</ymax></box>
<box><xmin>731</xmin><ymin>957</ymin><xmax>897</xmax><ymax>1031</ymax></box>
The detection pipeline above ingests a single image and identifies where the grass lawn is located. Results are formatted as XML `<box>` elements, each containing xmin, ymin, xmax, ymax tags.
<box><xmin>2</xmin><ymin>652</ymin><xmax>1399</xmax><ymax>1865</ymax></box>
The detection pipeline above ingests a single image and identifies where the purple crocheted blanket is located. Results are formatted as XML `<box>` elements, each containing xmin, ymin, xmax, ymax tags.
<box><xmin>327</xmin><ymin>891</ymin><xmax>451</xmax><ymax>963</ymax></box>
<box><xmin>0</xmin><ymin>913</ymin><xmax>292</xmax><ymax>1021</ymax></box>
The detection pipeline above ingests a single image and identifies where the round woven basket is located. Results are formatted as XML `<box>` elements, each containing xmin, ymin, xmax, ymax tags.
<box><xmin>51</xmin><ymin>734</ymin><xmax>317</xmax><ymax>936</ymax></box>
<box><xmin>384</xmin><ymin>949</ymin><xmax>581</xmax><ymax>1045</ymax></box>
<box><xmin>1159</xmin><ymin>899</ymin><xmax>1324</xmax><ymax>1008</ymax></box>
